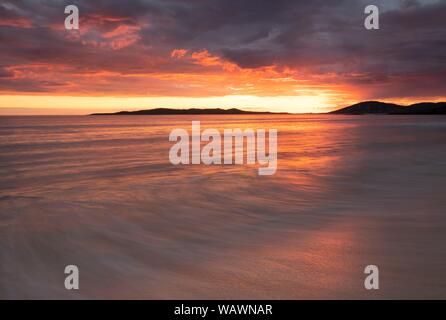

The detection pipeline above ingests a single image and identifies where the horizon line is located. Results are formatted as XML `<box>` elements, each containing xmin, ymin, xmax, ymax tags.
<box><xmin>2</xmin><ymin>100</ymin><xmax>446</xmax><ymax>116</ymax></box>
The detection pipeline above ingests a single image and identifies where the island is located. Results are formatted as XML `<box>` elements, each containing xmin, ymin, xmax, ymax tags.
<box><xmin>91</xmin><ymin>108</ymin><xmax>285</xmax><ymax>116</ymax></box>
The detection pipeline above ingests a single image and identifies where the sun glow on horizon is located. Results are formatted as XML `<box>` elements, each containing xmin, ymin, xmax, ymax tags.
<box><xmin>0</xmin><ymin>94</ymin><xmax>341</xmax><ymax>115</ymax></box>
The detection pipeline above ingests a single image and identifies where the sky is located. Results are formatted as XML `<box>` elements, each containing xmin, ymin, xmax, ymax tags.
<box><xmin>0</xmin><ymin>0</ymin><xmax>445</xmax><ymax>114</ymax></box>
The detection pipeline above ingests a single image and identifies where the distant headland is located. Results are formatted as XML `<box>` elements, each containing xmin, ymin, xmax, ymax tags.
<box><xmin>330</xmin><ymin>101</ymin><xmax>446</xmax><ymax>115</ymax></box>
<box><xmin>90</xmin><ymin>102</ymin><xmax>446</xmax><ymax>116</ymax></box>
<box><xmin>91</xmin><ymin>108</ymin><xmax>286</xmax><ymax>116</ymax></box>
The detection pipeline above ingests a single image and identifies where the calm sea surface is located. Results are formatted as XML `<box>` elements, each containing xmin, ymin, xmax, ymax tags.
<box><xmin>1</xmin><ymin>114</ymin><xmax>446</xmax><ymax>299</ymax></box>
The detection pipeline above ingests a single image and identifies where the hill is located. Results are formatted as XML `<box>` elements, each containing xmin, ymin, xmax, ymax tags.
<box><xmin>331</xmin><ymin>101</ymin><xmax>446</xmax><ymax>115</ymax></box>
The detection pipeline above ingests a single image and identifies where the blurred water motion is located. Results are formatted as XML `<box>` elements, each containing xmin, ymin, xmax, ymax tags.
<box><xmin>1</xmin><ymin>114</ymin><xmax>446</xmax><ymax>299</ymax></box>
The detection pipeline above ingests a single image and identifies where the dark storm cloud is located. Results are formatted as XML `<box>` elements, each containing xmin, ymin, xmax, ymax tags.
<box><xmin>0</xmin><ymin>0</ymin><xmax>445</xmax><ymax>99</ymax></box>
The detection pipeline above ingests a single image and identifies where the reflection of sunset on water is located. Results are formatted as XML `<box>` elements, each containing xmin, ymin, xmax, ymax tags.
<box><xmin>1</xmin><ymin>114</ymin><xmax>446</xmax><ymax>298</ymax></box>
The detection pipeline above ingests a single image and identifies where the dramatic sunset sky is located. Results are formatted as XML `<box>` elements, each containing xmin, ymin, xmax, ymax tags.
<box><xmin>0</xmin><ymin>0</ymin><xmax>445</xmax><ymax>114</ymax></box>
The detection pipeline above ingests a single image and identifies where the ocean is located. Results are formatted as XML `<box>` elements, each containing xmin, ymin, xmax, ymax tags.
<box><xmin>1</xmin><ymin>114</ymin><xmax>445</xmax><ymax>299</ymax></box>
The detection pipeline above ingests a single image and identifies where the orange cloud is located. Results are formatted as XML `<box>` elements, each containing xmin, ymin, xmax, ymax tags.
<box><xmin>190</xmin><ymin>49</ymin><xmax>238</xmax><ymax>72</ymax></box>
<box><xmin>171</xmin><ymin>49</ymin><xmax>188</xmax><ymax>59</ymax></box>
<box><xmin>0</xmin><ymin>17</ymin><xmax>33</xmax><ymax>28</ymax></box>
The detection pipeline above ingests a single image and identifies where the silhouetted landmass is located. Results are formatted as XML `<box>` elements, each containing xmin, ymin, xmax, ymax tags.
<box><xmin>91</xmin><ymin>102</ymin><xmax>446</xmax><ymax>116</ymax></box>
<box><xmin>331</xmin><ymin>101</ymin><xmax>446</xmax><ymax>115</ymax></box>
<box><xmin>91</xmin><ymin>108</ymin><xmax>284</xmax><ymax>116</ymax></box>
